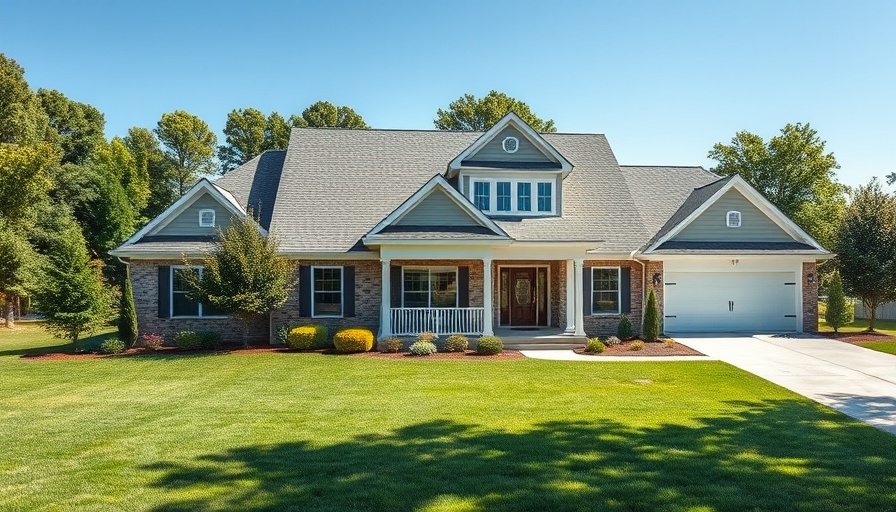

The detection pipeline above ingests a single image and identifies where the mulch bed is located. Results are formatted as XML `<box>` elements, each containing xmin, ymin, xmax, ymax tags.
<box><xmin>573</xmin><ymin>339</ymin><xmax>704</xmax><ymax>357</ymax></box>
<box><xmin>816</xmin><ymin>331</ymin><xmax>896</xmax><ymax>344</ymax></box>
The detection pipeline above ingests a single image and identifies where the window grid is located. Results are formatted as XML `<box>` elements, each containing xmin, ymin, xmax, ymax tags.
<box><xmin>473</xmin><ymin>182</ymin><xmax>490</xmax><ymax>211</ymax></box>
<box><xmin>313</xmin><ymin>267</ymin><xmax>343</xmax><ymax>317</ymax></box>
<box><xmin>517</xmin><ymin>182</ymin><xmax>531</xmax><ymax>211</ymax></box>
<box><xmin>496</xmin><ymin>182</ymin><xmax>511</xmax><ymax>212</ymax></box>
<box><xmin>403</xmin><ymin>267</ymin><xmax>458</xmax><ymax>308</ymax></box>
<box><xmin>537</xmin><ymin>182</ymin><xmax>552</xmax><ymax>212</ymax></box>
<box><xmin>469</xmin><ymin>178</ymin><xmax>555</xmax><ymax>215</ymax></box>
<box><xmin>171</xmin><ymin>267</ymin><xmax>224</xmax><ymax>318</ymax></box>
<box><xmin>592</xmin><ymin>268</ymin><xmax>620</xmax><ymax>315</ymax></box>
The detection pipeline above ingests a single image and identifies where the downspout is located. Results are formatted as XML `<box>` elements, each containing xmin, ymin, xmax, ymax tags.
<box><xmin>629</xmin><ymin>250</ymin><xmax>647</xmax><ymax>328</ymax></box>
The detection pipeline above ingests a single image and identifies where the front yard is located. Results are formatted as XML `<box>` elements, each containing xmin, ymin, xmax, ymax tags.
<box><xmin>818</xmin><ymin>302</ymin><xmax>896</xmax><ymax>355</ymax></box>
<box><xmin>2</xmin><ymin>323</ymin><xmax>896</xmax><ymax>511</ymax></box>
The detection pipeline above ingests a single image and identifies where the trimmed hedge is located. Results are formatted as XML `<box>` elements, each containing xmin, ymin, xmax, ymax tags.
<box><xmin>476</xmin><ymin>335</ymin><xmax>503</xmax><ymax>355</ymax></box>
<box><xmin>175</xmin><ymin>331</ymin><xmax>222</xmax><ymax>350</ymax></box>
<box><xmin>334</xmin><ymin>328</ymin><xmax>374</xmax><ymax>353</ymax></box>
<box><xmin>444</xmin><ymin>334</ymin><xmax>469</xmax><ymax>353</ymax></box>
<box><xmin>100</xmin><ymin>339</ymin><xmax>126</xmax><ymax>354</ymax></box>
<box><xmin>409</xmin><ymin>341</ymin><xmax>437</xmax><ymax>356</ymax></box>
<box><xmin>287</xmin><ymin>325</ymin><xmax>328</xmax><ymax>350</ymax></box>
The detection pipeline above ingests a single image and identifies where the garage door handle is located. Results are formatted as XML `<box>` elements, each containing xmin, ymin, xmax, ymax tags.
<box><xmin>665</xmin><ymin>315</ymin><xmax>677</xmax><ymax>318</ymax></box>
<box><xmin>728</xmin><ymin>300</ymin><xmax>734</xmax><ymax>312</ymax></box>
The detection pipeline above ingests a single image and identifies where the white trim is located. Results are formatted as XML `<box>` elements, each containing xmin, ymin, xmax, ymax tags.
<box><xmin>502</xmin><ymin>136</ymin><xmax>519</xmax><ymax>154</ymax></box>
<box><xmin>198</xmin><ymin>209</ymin><xmax>216</xmax><ymax>227</ymax></box>
<box><xmin>311</xmin><ymin>265</ymin><xmax>344</xmax><ymax>318</ymax></box>
<box><xmin>170</xmin><ymin>266</ymin><xmax>228</xmax><ymax>319</ymax></box>
<box><xmin>726</xmin><ymin>210</ymin><xmax>741</xmax><ymax>228</ymax></box>
<box><xmin>470</xmin><ymin>177</ymin><xmax>557</xmax><ymax>216</ymax></box>
<box><xmin>645</xmin><ymin>176</ymin><xmax>828</xmax><ymax>253</ymax></box>
<box><xmin>590</xmin><ymin>266</ymin><xmax>622</xmax><ymax>316</ymax></box>
<box><xmin>400</xmin><ymin>266</ymin><xmax>459</xmax><ymax>308</ymax></box>
<box><xmin>497</xmin><ymin>265</ymin><xmax>551</xmax><ymax>327</ymax></box>
<box><xmin>447</xmin><ymin>112</ymin><xmax>573</xmax><ymax>177</ymax></box>
<box><xmin>364</xmin><ymin>174</ymin><xmax>509</xmax><ymax>239</ymax></box>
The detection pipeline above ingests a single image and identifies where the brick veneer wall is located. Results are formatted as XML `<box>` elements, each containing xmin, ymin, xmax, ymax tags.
<box><xmin>803</xmin><ymin>261</ymin><xmax>819</xmax><ymax>332</ymax></box>
<box><xmin>129</xmin><ymin>259</ymin><xmax>268</xmax><ymax>344</ymax></box>
<box><xmin>582</xmin><ymin>260</ymin><xmax>645</xmax><ymax>337</ymax></box>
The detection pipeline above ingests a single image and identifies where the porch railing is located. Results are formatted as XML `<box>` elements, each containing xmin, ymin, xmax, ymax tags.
<box><xmin>390</xmin><ymin>307</ymin><xmax>485</xmax><ymax>336</ymax></box>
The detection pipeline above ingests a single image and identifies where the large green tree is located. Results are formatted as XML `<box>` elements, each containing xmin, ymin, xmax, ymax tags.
<box><xmin>94</xmin><ymin>137</ymin><xmax>149</xmax><ymax>218</ymax></box>
<box><xmin>289</xmin><ymin>101</ymin><xmax>368</xmax><ymax>129</ymax></box>
<box><xmin>434</xmin><ymin>90</ymin><xmax>557</xmax><ymax>132</ymax></box>
<box><xmin>834</xmin><ymin>179</ymin><xmax>896</xmax><ymax>331</ymax></box>
<box><xmin>0</xmin><ymin>142</ymin><xmax>54</xmax><ymax>227</ymax></box>
<box><xmin>218</xmin><ymin>108</ymin><xmax>295</xmax><ymax>173</ymax></box>
<box><xmin>154</xmin><ymin>110</ymin><xmax>217</xmax><ymax>195</ymax></box>
<box><xmin>182</xmin><ymin>213</ymin><xmax>296</xmax><ymax>347</ymax></box>
<box><xmin>0</xmin><ymin>54</ymin><xmax>50</xmax><ymax>145</ymax></box>
<box><xmin>708</xmin><ymin>123</ymin><xmax>847</xmax><ymax>249</ymax></box>
<box><xmin>37</xmin><ymin>88</ymin><xmax>105</xmax><ymax>165</ymax></box>
<box><xmin>0</xmin><ymin>220</ymin><xmax>41</xmax><ymax>328</ymax></box>
<box><xmin>123</xmin><ymin>126</ymin><xmax>177</xmax><ymax>218</ymax></box>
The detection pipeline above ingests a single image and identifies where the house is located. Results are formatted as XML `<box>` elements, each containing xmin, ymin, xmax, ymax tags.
<box><xmin>110</xmin><ymin>113</ymin><xmax>830</xmax><ymax>345</ymax></box>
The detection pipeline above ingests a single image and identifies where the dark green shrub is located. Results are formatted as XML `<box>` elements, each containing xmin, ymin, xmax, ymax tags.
<box><xmin>585</xmin><ymin>338</ymin><xmax>605</xmax><ymax>354</ymax></box>
<box><xmin>287</xmin><ymin>324</ymin><xmax>328</xmax><ymax>349</ymax></box>
<box><xmin>476</xmin><ymin>336</ymin><xmax>503</xmax><ymax>355</ymax></box>
<box><xmin>643</xmin><ymin>288</ymin><xmax>660</xmax><ymax>342</ymax></box>
<box><xmin>118</xmin><ymin>266</ymin><xmax>138</xmax><ymax>346</ymax></box>
<box><xmin>444</xmin><ymin>334</ymin><xmax>469</xmax><ymax>352</ymax></box>
<box><xmin>825</xmin><ymin>270</ymin><xmax>852</xmax><ymax>332</ymax></box>
<box><xmin>617</xmin><ymin>315</ymin><xmax>633</xmax><ymax>340</ymax></box>
<box><xmin>175</xmin><ymin>331</ymin><xmax>203</xmax><ymax>350</ymax></box>
<box><xmin>409</xmin><ymin>340</ymin><xmax>437</xmax><ymax>356</ymax></box>
<box><xmin>334</xmin><ymin>328</ymin><xmax>374</xmax><ymax>353</ymax></box>
<box><xmin>380</xmin><ymin>337</ymin><xmax>403</xmax><ymax>353</ymax></box>
<box><xmin>100</xmin><ymin>339</ymin><xmax>126</xmax><ymax>354</ymax></box>
<box><xmin>199</xmin><ymin>331</ymin><xmax>222</xmax><ymax>349</ymax></box>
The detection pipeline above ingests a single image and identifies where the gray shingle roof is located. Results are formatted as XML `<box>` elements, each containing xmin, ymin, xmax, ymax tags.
<box><xmin>373</xmin><ymin>225</ymin><xmax>508</xmax><ymax>240</ymax></box>
<box><xmin>214</xmin><ymin>150</ymin><xmax>286</xmax><ymax>230</ymax></box>
<box><xmin>642</xmin><ymin>175</ymin><xmax>732</xmax><ymax>249</ymax></box>
<box><xmin>116</xmin><ymin>240</ymin><xmax>216</xmax><ymax>256</ymax></box>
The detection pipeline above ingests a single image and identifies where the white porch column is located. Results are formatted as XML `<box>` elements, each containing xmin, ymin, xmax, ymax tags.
<box><xmin>379</xmin><ymin>259</ymin><xmax>392</xmax><ymax>339</ymax></box>
<box><xmin>574</xmin><ymin>258</ymin><xmax>586</xmax><ymax>337</ymax></box>
<box><xmin>565</xmin><ymin>259</ymin><xmax>576</xmax><ymax>334</ymax></box>
<box><xmin>482</xmin><ymin>258</ymin><xmax>494</xmax><ymax>336</ymax></box>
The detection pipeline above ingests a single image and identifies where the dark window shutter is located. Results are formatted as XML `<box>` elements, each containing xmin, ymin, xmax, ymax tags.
<box><xmin>299</xmin><ymin>265</ymin><xmax>311</xmax><ymax>317</ymax></box>
<box><xmin>158</xmin><ymin>266</ymin><xmax>171</xmax><ymax>318</ymax></box>
<box><xmin>390</xmin><ymin>266</ymin><xmax>402</xmax><ymax>307</ymax></box>
<box><xmin>457</xmin><ymin>266</ymin><xmax>470</xmax><ymax>307</ymax></box>
<box><xmin>620</xmin><ymin>267</ymin><xmax>631</xmax><ymax>314</ymax></box>
<box><xmin>582</xmin><ymin>266</ymin><xmax>592</xmax><ymax>317</ymax></box>
<box><xmin>343</xmin><ymin>266</ymin><xmax>355</xmax><ymax>317</ymax></box>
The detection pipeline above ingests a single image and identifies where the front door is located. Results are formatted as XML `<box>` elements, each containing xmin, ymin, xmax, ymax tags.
<box><xmin>509</xmin><ymin>268</ymin><xmax>537</xmax><ymax>325</ymax></box>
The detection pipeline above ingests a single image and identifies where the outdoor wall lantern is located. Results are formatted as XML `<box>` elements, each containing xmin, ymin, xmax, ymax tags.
<box><xmin>808</xmin><ymin>272</ymin><xmax>815</xmax><ymax>284</ymax></box>
<box><xmin>652</xmin><ymin>272</ymin><xmax>662</xmax><ymax>286</ymax></box>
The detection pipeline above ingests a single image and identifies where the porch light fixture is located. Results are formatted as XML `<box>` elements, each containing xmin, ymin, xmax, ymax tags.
<box><xmin>652</xmin><ymin>272</ymin><xmax>661</xmax><ymax>286</ymax></box>
<box><xmin>731</xmin><ymin>259</ymin><xmax>739</xmax><ymax>267</ymax></box>
<box><xmin>808</xmin><ymin>272</ymin><xmax>815</xmax><ymax>284</ymax></box>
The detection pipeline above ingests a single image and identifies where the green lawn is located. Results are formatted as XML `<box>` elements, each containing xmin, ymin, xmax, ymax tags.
<box><xmin>2</xmin><ymin>324</ymin><xmax>896</xmax><ymax>511</ymax></box>
<box><xmin>818</xmin><ymin>302</ymin><xmax>896</xmax><ymax>336</ymax></box>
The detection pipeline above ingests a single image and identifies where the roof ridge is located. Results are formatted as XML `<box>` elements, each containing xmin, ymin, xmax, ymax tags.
<box><xmin>288</xmin><ymin>127</ymin><xmax>608</xmax><ymax>136</ymax></box>
<box><xmin>691</xmin><ymin>175</ymin><xmax>731</xmax><ymax>191</ymax></box>
<box><xmin>620</xmin><ymin>164</ymin><xmax>706</xmax><ymax>169</ymax></box>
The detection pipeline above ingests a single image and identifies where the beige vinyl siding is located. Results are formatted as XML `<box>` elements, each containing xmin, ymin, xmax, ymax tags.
<box><xmin>395</xmin><ymin>190</ymin><xmax>480</xmax><ymax>226</ymax></box>
<box><xmin>673</xmin><ymin>189</ymin><xmax>793</xmax><ymax>242</ymax></box>
<box><xmin>463</xmin><ymin>126</ymin><xmax>556</xmax><ymax>165</ymax></box>
<box><xmin>153</xmin><ymin>193</ymin><xmax>236</xmax><ymax>236</ymax></box>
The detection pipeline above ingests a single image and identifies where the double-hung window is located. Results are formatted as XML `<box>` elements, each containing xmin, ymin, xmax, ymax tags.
<box><xmin>517</xmin><ymin>182</ymin><xmax>532</xmax><ymax>212</ymax></box>
<box><xmin>312</xmin><ymin>266</ymin><xmax>343</xmax><ymax>317</ymax></box>
<box><xmin>473</xmin><ymin>182</ymin><xmax>490</xmax><ymax>211</ymax></box>
<box><xmin>403</xmin><ymin>267</ymin><xmax>458</xmax><ymax>308</ymax></box>
<box><xmin>592</xmin><ymin>268</ymin><xmax>621</xmax><ymax>315</ymax></box>
<box><xmin>469</xmin><ymin>178</ymin><xmax>555</xmax><ymax>215</ymax></box>
<box><xmin>171</xmin><ymin>267</ymin><xmax>223</xmax><ymax>317</ymax></box>
<box><xmin>496</xmin><ymin>182</ymin><xmax>511</xmax><ymax>212</ymax></box>
<box><xmin>537</xmin><ymin>182</ymin><xmax>553</xmax><ymax>212</ymax></box>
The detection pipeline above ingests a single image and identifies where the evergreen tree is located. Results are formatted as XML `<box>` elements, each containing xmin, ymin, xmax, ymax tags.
<box><xmin>118</xmin><ymin>265</ymin><xmax>138</xmax><ymax>345</ymax></box>
<box><xmin>643</xmin><ymin>288</ymin><xmax>660</xmax><ymax>342</ymax></box>
<box><xmin>825</xmin><ymin>270</ymin><xmax>852</xmax><ymax>333</ymax></box>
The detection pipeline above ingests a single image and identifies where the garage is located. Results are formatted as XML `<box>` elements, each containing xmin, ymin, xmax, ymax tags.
<box><xmin>663</xmin><ymin>272</ymin><xmax>798</xmax><ymax>333</ymax></box>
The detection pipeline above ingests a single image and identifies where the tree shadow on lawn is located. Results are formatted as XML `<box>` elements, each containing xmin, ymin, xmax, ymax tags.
<box><xmin>142</xmin><ymin>399</ymin><xmax>896</xmax><ymax>511</ymax></box>
<box><xmin>0</xmin><ymin>330</ymin><xmax>117</xmax><ymax>357</ymax></box>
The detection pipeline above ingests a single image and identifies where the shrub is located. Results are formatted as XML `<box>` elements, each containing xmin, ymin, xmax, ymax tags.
<box><xmin>276</xmin><ymin>325</ymin><xmax>290</xmax><ymax>345</ymax></box>
<box><xmin>643</xmin><ymin>288</ymin><xmax>660</xmax><ymax>342</ymax></box>
<box><xmin>825</xmin><ymin>270</ymin><xmax>853</xmax><ymax>333</ymax></box>
<box><xmin>175</xmin><ymin>331</ymin><xmax>221</xmax><ymax>350</ymax></box>
<box><xmin>118</xmin><ymin>266</ymin><xmax>138</xmax><ymax>346</ymax></box>
<box><xmin>334</xmin><ymin>328</ymin><xmax>375</xmax><ymax>353</ymax></box>
<box><xmin>663</xmin><ymin>338</ymin><xmax>675</xmax><ymax>348</ymax></box>
<box><xmin>617</xmin><ymin>315</ymin><xmax>633</xmax><ymax>340</ymax></box>
<box><xmin>603</xmin><ymin>336</ymin><xmax>621</xmax><ymax>346</ymax></box>
<box><xmin>100</xmin><ymin>339</ymin><xmax>126</xmax><ymax>354</ymax></box>
<box><xmin>476</xmin><ymin>335</ymin><xmax>503</xmax><ymax>355</ymax></box>
<box><xmin>585</xmin><ymin>338</ymin><xmax>605</xmax><ymax>354</ymax></box>
<box><xmin>199</xmin><ymin>331</ymin><xmax>222</xmax><ymax>349</ymax></box>
<box><xmin>416</xmin><ymin>332</ymin><xmax>438</xmax><ymax>343</ymax></box>
<box><xmin>444</xmin><ymin>334</ymin><xmax>469</xmax><ymax>352</ymax></box>
<box><xmin>139</xmin><ymin>333</ymin><xmax>164</xmax><ymax>350</ymax></box>
<box><xmin>287</xmin><ymin>324</ymin><xmax>328</xmax><ymax>350</ymax></box>
<box><xmin>409</xmin><ymin>340</ymin><xmax>437</xmax><ymax>356</ymax></box>
<box><xmin>380</xmin><ymin>337</ymin><xmax>404</xmax><ymax>353</ymax></box>
<box><xmin>630</xmin><ymin>340</ymin><xmax>645</xmax><ymax>351</ymax></box>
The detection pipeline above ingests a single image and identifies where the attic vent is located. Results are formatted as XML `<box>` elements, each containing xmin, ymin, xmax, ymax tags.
<box><xmin>199</xmin><ymin>209</ymin><xmax>216</xmax><ymax>227</ymax></box>
<box><xmin>726</xmin><ymin>210</ymin><xmax>741</xmax><ymax>228</ymax></box>
<box><xmin>502</xmin><ymin>136</ymin><xmax>519</xmax><ymax>154</ymax></box>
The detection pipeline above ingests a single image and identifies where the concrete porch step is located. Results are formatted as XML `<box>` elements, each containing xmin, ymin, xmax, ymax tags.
<box><xmin>500</xmin><ymin>336</ymin><xmax>589</xmax><ymax>350</ymax></box>
<box><xmin>504</xmin><ymin>342</ymin><xmax>585</xmax><ymax>350</ymax></box>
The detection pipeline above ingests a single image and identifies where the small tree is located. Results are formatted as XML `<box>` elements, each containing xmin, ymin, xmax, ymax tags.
<box><xmin>183</xmin><ymin>213</ymin><xmax>296</xmax><ymax>347</ymax></box>
<box><xmin>824</xmin><ymin>270</ymin><xmax>852</xmax><ymax>333</ymax></box>
<box><xmin>118</xmin><ymin>266</ymin><xmax>139</xmax><ymax>345</ymax></box>
<box><xmin>616</xmin><ymin>315</ymin><xmax>633</xmax><ymax>340</ymax></box>
<box><xmin>643</xmin><ymin>288</ymin><xmax>660</xmax><ymax>342</ymax></box>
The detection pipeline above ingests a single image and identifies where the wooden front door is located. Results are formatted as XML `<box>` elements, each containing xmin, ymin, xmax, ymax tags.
<box><xmin>509</xmin><ymin>268</ymin><xmax>537</xmax><ymax>325</ymax></box>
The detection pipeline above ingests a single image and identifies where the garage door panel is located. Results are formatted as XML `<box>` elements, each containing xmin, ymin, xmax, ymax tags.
<box><xmin>664</xmin><ymin>272</ymin><xmax>797</xmax><ymax>333</ymax></box>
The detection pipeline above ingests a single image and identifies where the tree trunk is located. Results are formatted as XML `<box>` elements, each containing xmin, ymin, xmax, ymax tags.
<box><xmin>4</xmin><ymin>296</ymin><xmax>14</xmax><ymax>329</ymax></box>
<box><xmin>865</xmin><ymin>298</ymin><xmax>877</xmax><ymax>332</ymax></box>
<box><xmin>242</xmin><ymin>320</ymin><xmax>251</xmax><ymax>349</ymax></box>
<box><xmin>72</xmin><ymin>332</ymin><xmax>79</xmax><ymax>353</ymax></box>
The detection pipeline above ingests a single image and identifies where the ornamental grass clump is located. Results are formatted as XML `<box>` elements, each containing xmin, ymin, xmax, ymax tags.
<box><xmin>663</xmin><ymin>338</ymin><xmax>675</xmax><ymax>348</ymax></box>
<box><xmin>380</xmin><ymin>337</ymin><xmax>404</xmax><ymax>353</ymax></box>
<box><xmin>287</xmin><ymin>325</ymin><xmax>328</xmax><ymax>349</ymax></box>
<box><xmin>476</xmin><ymin>335</ymin><xmax>503</xmax><ymax>355</ymax></box>
<box><xmin>585</xmin><ymin>338</ymin><xmax>605</xmax><ymax>354</ymax></box>
<box><xmin>416</xmin><ymin>332</ymin><xmax>438</xmax><ymax>343</ymax></box>
<box><xmin>444</xmin><ymin>334</ymin><xmax>469</xmax><ymax>352</ymax></box>
<box><xmin>334</xmin><ymin>328</ymin><xmax>374</xmax><ymax>353</ymax></box>
<box><xmin>409</xmin><ymin>341</ymin><xmax>437</xmax><ymax>356</ymax></box>
<box><xmin>630</xmin><ymin>340</ymin><xmax>645</xmax><ymax>351</ymax></box>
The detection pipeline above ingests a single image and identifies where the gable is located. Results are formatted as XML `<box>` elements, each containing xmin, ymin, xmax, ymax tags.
<box><xmin>462</xmin><ymin>125</ymin><xmax>559</xmax><ymax>168</ymax></box>
<box><xmin>671</xmin><ymin>189</ymin><xmax>794</xmax><ymax>243</ymax></box>
<box><xmin>395</xmin><ymin>188</ymin><xmax>481</xmax><ymax>227</ymax></box>
<box><xmin>151</xmin><ymin>192</ymin><xmax>235</xmax><ymax>236</ymax></box>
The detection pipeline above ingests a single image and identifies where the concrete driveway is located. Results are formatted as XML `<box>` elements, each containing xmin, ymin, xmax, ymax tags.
<box><xmin>675</xmin><ymin>334</ymin><xmax>896</xmax><ymax>435</ymax></box>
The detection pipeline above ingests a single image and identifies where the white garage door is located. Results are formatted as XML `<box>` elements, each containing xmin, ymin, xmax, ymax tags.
<box><xmin>664</xmin><ymin>272</ymin><xmax>798</xmax><ymax>333</ymax></box>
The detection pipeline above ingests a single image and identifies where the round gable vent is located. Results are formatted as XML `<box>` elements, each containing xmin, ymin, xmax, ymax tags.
<box><xmin>502</xmin><ymin>136</ymin><xmax>519</xmax><ymax>153</ymax></box>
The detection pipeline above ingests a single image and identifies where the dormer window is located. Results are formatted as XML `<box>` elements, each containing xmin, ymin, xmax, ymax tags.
<box><xmin>470</xmin><ymin>178</ymin><xmax>556</xmax><ymax>215</ymax></box>
<box><xmin>502</xmin><ymin>136</ymin><xmax>519</xmax><ymax>153</ymax></box>
<box><xmin>199</xmin><ymin>209</ymin><xmax>216</xmax><ymax>227</ymax></box>
<box><xmin>726</xmin><ymin>210</ymin><xmax>741</xmax><ymax>228</ymax></box>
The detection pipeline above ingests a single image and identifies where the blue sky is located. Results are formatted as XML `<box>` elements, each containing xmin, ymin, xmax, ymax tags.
<box><xmin>3</xmin><ymin>0</ymin><xmax>893</xmax><ymax>187</ymax></box>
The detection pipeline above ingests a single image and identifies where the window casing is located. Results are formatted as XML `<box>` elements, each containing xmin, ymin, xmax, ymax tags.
<box><xmin>469</xmin><ymin>177</ymin><xmax>556</xmax><ymax>215</ymax></box>
<box><xmin>199</xmin><ymin>209</ymin><xmax>216</xmax><ymax>227</ymax></box>
<box><xmin>171</xmin><ymin>267</ymin><xmax>225</xmax><ymax>318</ymax></box>
<box><xmin>592</xmin><ymin>267</ymin><xmax>621</xmax><ymax>315</ymax></box>
<box><xmin>403</xmin><ymin>267</ymin><xmax>458</xmax><ymax>308</ymax></box>
<box><xmin>726</xmin><ymin>210</ymin><xmax>742</xmax><ymax>228</ymax></box>
<box><xmin>312</xmin><ymin>266</ymin><xmax>343</xmax><ymax>317</ymax></box>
